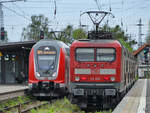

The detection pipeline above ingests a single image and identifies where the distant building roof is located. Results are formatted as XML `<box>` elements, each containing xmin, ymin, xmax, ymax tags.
<box><xmin>133</xmin><ymin>44</ymin><xmax>150</xmax><ymax>56</ymax></box>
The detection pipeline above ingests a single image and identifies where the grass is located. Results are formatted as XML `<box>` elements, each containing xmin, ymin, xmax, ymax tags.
<box><xmin>30</xmin><ymin>97</ymin><xmax>112</xmax><ymax>113</ymax></box>
<box><xmin>0</xmin><ymin>96</ymin><xmax>113</xmax><ymax>113</ymax></box>
<box><xmin>135</xmin><ymin>75</ymin><xmax>139</xmax><ymax>81</ymax></box>
<box><xmin>0</xmin><ymin>95</ymin><xmax>32</xmax><ymax>111</ymax></box>
<box><xmin>30</xmin><ymin>97</ymin><xmax>81</xmax><ymax>113</ymax></box>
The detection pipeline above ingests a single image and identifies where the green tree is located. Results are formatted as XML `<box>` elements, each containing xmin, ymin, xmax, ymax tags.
<box><xmin>21</xmin><ymin>14</ymin><xmax>88</xmax><ymax>43</ymax></box>
<box><xmin>101</xmin><ymin>24</ymin><xmax>137</xmax><ymax>52</ymax></box>
<box><xmin>102</xmin><ymin>25</ymin><xmax>127</xmax><ymax>41</ymax></box>
<box><xmin>53</xmin><ymin>26</ymin><xmax>88</xmax><ymax>43</ymax></box>
<box><xmin>73</xmin><ymin>28</ymin><xmax>87</xmax><ymax>40</ymax></box>
<box><xmin>21</xmin><ymin>15</ymin><xmax>50</xmax><ymax>41</ymax></box>
<box><xmin>50</xmin><ymin>25</ymin><xmax>74</xmax><ymax>43</ymax></box>
<box><xmin>59</xmin><ymin>25</ymin><xmax>73</xmax><ymax>43</ymax></box>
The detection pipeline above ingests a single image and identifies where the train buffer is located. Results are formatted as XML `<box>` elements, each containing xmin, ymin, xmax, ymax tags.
<box><xmin>112</xmin><ymin>79</ymin><xmax>149</xmax><ymax>113</ymax></box>
<box><xmin>0</xmin><ymin>85</ymin><xmax>28</xmax><ymax>101</ymax></box>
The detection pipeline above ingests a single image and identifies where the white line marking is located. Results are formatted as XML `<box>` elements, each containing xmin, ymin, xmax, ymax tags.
<box><xmin>137</xmin><ymin>79</ymin><xmax>147</xmax><ymax>113</ymax></box>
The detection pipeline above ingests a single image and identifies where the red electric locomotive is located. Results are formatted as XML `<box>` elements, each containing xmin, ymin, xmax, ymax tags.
<box><xmin>69</xmin><ymin>39</ymin><xmax>137</xmax><ymax>108</ymax></box>
<box><xmin>28</xmin><ymin>40</ymin><xmax>70</xmax><ymax>97</ymax></box>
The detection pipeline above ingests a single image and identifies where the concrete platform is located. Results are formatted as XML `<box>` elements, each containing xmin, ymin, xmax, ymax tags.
<box><xmin>112</xmin><ymin>79</ymin><xmax>147</xmax><ymax>113</ymax></box>
<box><xmin>0</xmin><ymin>85</ymin><xmax>28</xmax><ymax>94</ymax></box>
<box><xmin>0</xmin><ymin>85</ymin><xmax>28</xmax><ymax>101</ymax></box>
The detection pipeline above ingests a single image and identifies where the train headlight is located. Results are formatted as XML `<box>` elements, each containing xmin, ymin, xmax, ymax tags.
<box><xmin>75</xmin><ymin>76</ymin><xmax>80</xmax><ymax>81</ymax></box>
<box><xmin>52</xmin><ymin>72</ymin><xmax>57</xmax><ymax>77</ymax></box>
<box><xmin>36</xmin><ymin>72</ymin><xmax>40</xmax><ymax>77</ymax></box>
<box><xmin>110</xmin><ymin>77</ymin><xmax>115</xmax><ymax>81</ymax></box>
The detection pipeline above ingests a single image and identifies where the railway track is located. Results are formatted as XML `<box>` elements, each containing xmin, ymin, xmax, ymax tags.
<box><xmin>0</xmin><ymin>93</ymin><xmax>113</xmax><ymax>113</ymax></box>
<box><xmin>0</xmin><ymin>99</ymin><xmax>50</xmax><ymax>113</ymax></box>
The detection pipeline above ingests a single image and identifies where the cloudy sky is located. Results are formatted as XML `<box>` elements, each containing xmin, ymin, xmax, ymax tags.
<box><xmin>2</xmin><ymin>0</ymin><xmax>150</xmax><ymax>46</ymax></box>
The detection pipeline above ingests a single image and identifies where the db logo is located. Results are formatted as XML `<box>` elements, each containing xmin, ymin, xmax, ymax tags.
<box><xmin>91</xmin><ymin>69</ymin><xmax>99</xmax><ymax>74</ymax></box>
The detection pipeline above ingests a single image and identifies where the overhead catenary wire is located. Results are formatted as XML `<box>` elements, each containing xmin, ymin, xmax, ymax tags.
<box><xmin>0</xmin><ymin>0</ymin><xmax>25</xmax><ymax>4</ymax></box>
<box><xmin>25</xmin><ymin>0</ymin><xmax>54</xmax><ymax>3</ymax></box>
<box><xmin>2</xmin><ymin>1</ymin><xmax>150</xmax><ymax>29</ymax></box>
<box><xmin>97</xmin><ymin>0</ymin><xmax>102</xmax><ymax>10</ymax></box>
<box><xmin>54</xmin><ymin>0</ymin><xmax>57</xmax><ymax>19</ymax></box>
<box><xmin>12</xmin><ymin>2</ymin><xmax>30</xmax><ymax>17</ymax></box>
<box><xmin>94</xmin><ymin>0</ymin><xmax>101</xmax><ymax>11</ymax></box>
<box><xmin>3</xmin><ymin>5</ymin><xmax>31</xmax><ymax>21</ymax></box>
<box><xmin>0</xmin><ymin>0</ymin><xmax>146</xmax><ymax>43</ymax></box>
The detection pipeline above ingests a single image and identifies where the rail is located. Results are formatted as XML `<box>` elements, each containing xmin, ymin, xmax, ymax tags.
<box><xmin>0</xmin><ymin>100</ymin><xmax>49</xmax><ymax>113</ymax></box>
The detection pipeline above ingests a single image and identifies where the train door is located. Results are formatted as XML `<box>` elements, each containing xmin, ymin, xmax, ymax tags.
<box><xmin>5</xmin><ymin>54</ymin><xmax>16</xmax><ymax>84</ymax></box>
<box><xmin>23</xmin><ymin>53</ymin><xmax>29</xmax><ymax>81</ymax></box>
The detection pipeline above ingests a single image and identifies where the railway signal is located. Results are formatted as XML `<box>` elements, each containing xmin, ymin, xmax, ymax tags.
<box><xmin>1</xmin><ymin>27</ymin><xmax>5</xmax><ymax>40</ymax></box>
<box><xmin>144</xmin><ymin>47</ymin><xmax>149</xmax><ymax>64</ymax></box>
<box><xmin>40</xmin><ymin>31</ymin><xmax>44</xmax><ymax>39</ymax></box>
<box><xmin>0</xmin><ymin>0</ymin><xmax>25</xmax><ymax>42</ymax></box>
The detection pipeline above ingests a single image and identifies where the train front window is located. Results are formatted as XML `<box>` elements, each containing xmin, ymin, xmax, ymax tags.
<box><xmin>38</xmin><ymin>55</ymin><xmax>56</xmax><ymax>70</ymax></box>
<box><xmin>96</xmin><ymin>48</ymin><xmax>115</xmax><ymax>62</ymax></box>
<box><xmin>76</xmin><ymin>48</ymin><xmax>94</xmax><ymax>61</ymax></box>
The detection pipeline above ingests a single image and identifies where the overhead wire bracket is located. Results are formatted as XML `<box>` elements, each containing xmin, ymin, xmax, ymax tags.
<box><xmin>81</xmin><ymin>11</ymin><xmax>114</xmax><ymax>30</ymax></box>
<box><xmin>80</xmin><ymin>10</ymin><xmax>115</xmax><ymax>40</ymax></box>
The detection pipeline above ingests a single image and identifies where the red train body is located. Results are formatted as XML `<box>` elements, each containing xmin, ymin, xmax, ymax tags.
<box><xmin>28</xmin><ymin>40</ymin><xmax>70</xmax><ymax>97</ymax></box>
<box><xmin>69</xmin><ymin>39</ymin><xmax>137</xmax><ymax>108</ymax></box>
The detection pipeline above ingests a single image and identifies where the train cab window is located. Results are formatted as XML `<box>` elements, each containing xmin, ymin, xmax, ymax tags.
<box><xmin>76</xmin><ymin>48</ymin><xmax>94</xmax><ymax>61</ymax></box>
<box><xmin>37</xmin><ymin>47</ymin><xmax>57</xmax><ymax>71</ymax></box>
<box><xmin>38</xmin><ymin>55</ymin><xmax>56</xmax><ymax>70</ymax></box>
<box><xmin>96</xmin><ymin>48</ymin><xmax>115</xmax><ymax>62</ymax></box>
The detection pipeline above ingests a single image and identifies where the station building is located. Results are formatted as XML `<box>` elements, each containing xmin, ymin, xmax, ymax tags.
<box><xmin>0</xmin><ymin>41</ymin><xmax>35</xmax><ymax>84</ymax></box>
<box><xmin>133</xmin><ymin>44</ymin><xmax>150</xmax><ymax>78</ymax></box>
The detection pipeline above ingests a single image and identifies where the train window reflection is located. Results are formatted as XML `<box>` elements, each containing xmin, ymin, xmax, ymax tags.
<box><xmin>38</xmin><ymin>55</ymin><xmax>56</xmax><ymax>70</ymax></box>
<box><xmin>76</xmin><ymin>48</ymin><xmax>94</xmax><ymax>61</ymax></box>
<box><xmin>96</xmin><ymin>48</ymin><xmax>115</xmax><ymax>62</ymax></box>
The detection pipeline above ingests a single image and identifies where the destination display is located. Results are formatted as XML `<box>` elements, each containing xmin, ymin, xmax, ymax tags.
<box><xmin>37</xmin><ymin>50</ymin><xmax>56</xmax><ymax>55</ymax></box>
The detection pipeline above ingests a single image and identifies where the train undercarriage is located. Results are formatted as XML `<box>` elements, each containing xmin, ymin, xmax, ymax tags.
<box><xmin>70</xmin><ymin>95</ymin><xmax>119</xmax><ymax>110</ymax></box>
<box><xmin>29</xmin><ymin>81</ymin><xmax>68</xmax><ymax>98</ymax></box>
<box><xmin>69</xmin><ymin>83</ymin><xmax>125</xmax><ymax>109</ymax></box>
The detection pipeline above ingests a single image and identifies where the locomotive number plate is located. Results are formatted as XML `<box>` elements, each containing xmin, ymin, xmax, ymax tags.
<box><xmin>91</xmin><ymin>69</ymin><xmax>99</xmax><ymax>74</ymax></box>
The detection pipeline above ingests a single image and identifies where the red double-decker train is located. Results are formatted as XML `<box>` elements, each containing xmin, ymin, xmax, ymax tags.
<box><xmin>69</xmin><ymin>39</ymin><xmax>137</xmax><ymax>108</ymax></box>
<box><xmin>28</xmin><ymin>40</ymin><xmax>70</xmax><ymax>97</ymax></box>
